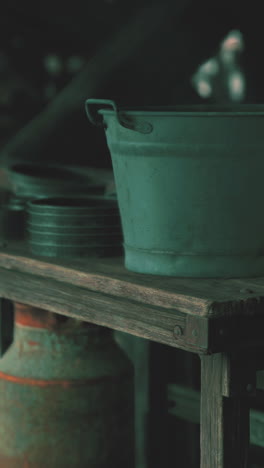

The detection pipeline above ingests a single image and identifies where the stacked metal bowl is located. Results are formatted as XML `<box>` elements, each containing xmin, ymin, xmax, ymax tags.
<box><xmin>27</xmin><ymin>197</ymin><xmax>123</xmax><ymax>258</ymax></box>
<box><xmin>3</xmin><ymin>163</ymin><xmax>105</xmax><ymax>241</ymax></box>
<box><xmin>7</xmin><ymin>164</ymin><xmax>104</xmax><ymax>199</ymax></box>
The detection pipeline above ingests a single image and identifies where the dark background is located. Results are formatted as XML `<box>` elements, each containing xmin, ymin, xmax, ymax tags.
<box><xmin>0</xmin><ymin>0</ymin><xmax>264</xmax><ymax>169</ymax></box>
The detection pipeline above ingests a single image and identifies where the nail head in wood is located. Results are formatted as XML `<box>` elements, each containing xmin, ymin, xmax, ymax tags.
<box><xmin>173</xmin><ymin>325</ymin><xmax>183</xmax><ymax>339</ymax></box>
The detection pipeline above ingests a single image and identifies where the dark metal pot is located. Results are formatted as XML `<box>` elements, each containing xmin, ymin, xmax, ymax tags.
<box><xmin>4</xmin><ymin>164</ymin><xmax>105</xmax><ymax>242</ymax></box>
<box><xmin>27</xmin><ymin>197</ymin><xmax>123</xmax><ymax>258</ymax></box>
<box><xmin>7</xmin><ymin>164</ymin><xmax>104</xmax><ymax>199</ymax></box>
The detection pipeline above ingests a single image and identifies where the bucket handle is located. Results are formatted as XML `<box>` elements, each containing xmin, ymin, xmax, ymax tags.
<box><xmin>85</xmin><ymin>98</ymin><xmax>153</xmax><ymax>134</ymax></box>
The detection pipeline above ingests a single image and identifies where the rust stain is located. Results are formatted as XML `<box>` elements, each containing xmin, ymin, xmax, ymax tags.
<box><xmin>0</xmin><ymin>455</ymin><xmax>36</xmax><ymax>467</ymax></box>
<box><xmin>14</xmin><ymin>302</ymin><xmax>95</xmax><ymax>332</ymax></box>
<box><xmin>15</xmin><ymin>302</ymin><xmax>64</xmax><ymax>329</ymax></box>
<box><xmin>27</xmin><ymin>341</ymin><xmax>39</xmax><ymax>347</ymax></box>
<box><xmin>0</xmin><ymin>370</ymin><xmax>131</xmax><ymax>388</ymax></box>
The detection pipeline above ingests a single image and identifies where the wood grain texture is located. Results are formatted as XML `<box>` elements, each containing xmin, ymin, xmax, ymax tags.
<box><xmin>0</xmin><ymin>268</ymin><xmax>209</xmax><ymax>352</ymax></box>
<box><xmin>200</xmin><ymin>354</ymin><xmax>250</xmax><ymax>468</ymax></box>
<box><xmin>1</xmin><ymin>243</ymin><xmax>264</xmax><ymax>319</ymax></box>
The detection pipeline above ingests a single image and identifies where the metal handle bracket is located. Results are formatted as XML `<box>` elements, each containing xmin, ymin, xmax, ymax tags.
<box><xmin>85</xmin><ymin>98</ymin><xmax>153</xmax><ymax>134</ymax></box>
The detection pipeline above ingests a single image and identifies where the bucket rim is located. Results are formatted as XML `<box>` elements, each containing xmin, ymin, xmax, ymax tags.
<box><xmin>27</xmin><ymin>197</ymin><xmax>118</xmax><ymax>210</ymax></box>
<box><xmin>99</xmin><ymin>104</ymin><xmax>264</xmax><ymax>117</ymax></box>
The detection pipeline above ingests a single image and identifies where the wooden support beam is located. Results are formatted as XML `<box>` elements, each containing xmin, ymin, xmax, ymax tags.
<box><xmin>2</xmin><ymin>244</ymin><xmax>264</xmax><ymax>319</ymax></box>
<box><xmin>200</xmin><ymin>353</ymin><xmax>254</xmax><ymax>468</ymax></box>
<box><xmin>1</xmin><ymin>244</ymin><xmax>264</xmax><ymax>354</ymax></box>
<box><xmin>0</xmin><ymin>268</ymin><xmax>197</xmax><ymax>351</ymax></box>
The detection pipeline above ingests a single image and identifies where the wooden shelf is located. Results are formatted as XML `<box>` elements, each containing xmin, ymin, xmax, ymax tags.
<box><xmin>1</xmin><ymin>242</ymin><xmax>263</xmax><ymax>467</ymax></box>
<box><xmin>1</xmin><ymin>242</ymin><xmax>264</xmax><ymax>353</ymax></box>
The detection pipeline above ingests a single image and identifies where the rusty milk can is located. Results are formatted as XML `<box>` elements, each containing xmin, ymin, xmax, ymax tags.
<box><xmin>0</xmin><ymin>303</ymin><xmax>134</xmax><ymax>467</ymax></box>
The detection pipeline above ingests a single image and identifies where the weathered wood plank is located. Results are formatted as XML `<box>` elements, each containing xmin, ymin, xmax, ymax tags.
<box><xmin>1</xmin><ymin>243</ymin><xmax>264</xmax><ymax>318</ymax></box>
<box><xmin>6</xmin><ymin>265</ymin><xmax>261</xmax><ymax>354</ymax></box>
<box><xmin>0</xmin><ymin>244</ymin><xmax>212</xmax><ymax>316</ymax></box>
<box><xmin>200</xmin><ymin>353</ymin><xmax>250</xmax><ymax>468</ymax></box>
<box><xmin>0</xmin><ymin>268</ymin><xmax>211</xmax><ymax>352</ymax></box>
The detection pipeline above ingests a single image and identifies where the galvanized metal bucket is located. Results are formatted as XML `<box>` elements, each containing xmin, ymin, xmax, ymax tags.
<box><xmin>27</xmin><ymin>197</ymin><xmax>123</xmax><ymax>258</ymax></box>
<box><xmin>86</xmin><ymin>99</ymin><xmax>264</xmax><ymax>278</ymax></box>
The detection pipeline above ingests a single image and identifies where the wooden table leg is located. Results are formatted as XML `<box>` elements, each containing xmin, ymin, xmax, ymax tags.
<box><xmin>200</xmin><ymin>352</ymin><xmax>255</xmax><ymax>468</ymax></box>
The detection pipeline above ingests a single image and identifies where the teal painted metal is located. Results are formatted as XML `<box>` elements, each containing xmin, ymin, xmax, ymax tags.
<box><xmin>86</xmin><ymin>99</ymin><xmax>264</xmax><ymax>277</ymax></box>
<box><xmin>0</xmin><ymin>303</ymin><xmax>134</xmax><ymax>467</ymax></box>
